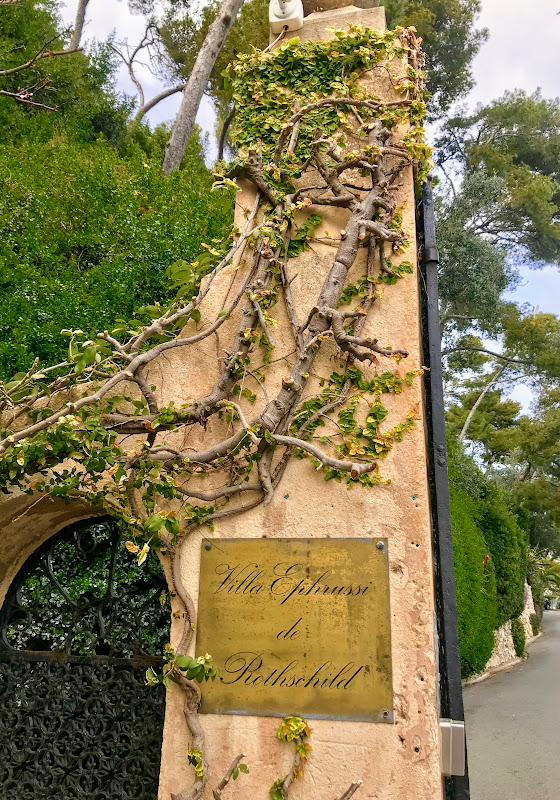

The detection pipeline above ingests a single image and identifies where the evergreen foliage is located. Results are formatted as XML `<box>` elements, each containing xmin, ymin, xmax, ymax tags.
<box><xmin>437</xmin><ymin>90</ymin><xmax>560</xmax><ymax>270</ymax></box>
<box><xmin>381</xmin><ymin>0</ymin><xmax>487</xmax><ymax>116</ymax></box>
<box><xmin>449</xmin><ymin>481</ymin><xmax>497</xmax><ymax>678</ymax></box>
<box><xmin>0</xmin><ymin>133</ymin><xmax>232</xmax><ymax>378</ymax></box>
<box><xmin>0</xmin><ymin>0</ymin><xmax>130</xmax><ymax>142</ymax></box>
<box><xmin>448</xmin><ymin>443</ymin><xmax>497</xmax><ymax>677</ymax></box>
<box><xmin>475</xmin><ymin>482</ymin><xmax>528</xmax><ymax>626</ymax></box>
<box><xmin>510</xmin><ymin>616</ymin><xmax>526</xmax><ymax>658</ymax></box>
<box><xmin>447</xmin><ymin>440</ymin><xmax>531</xmax><ymax>676</ymax></box>
<box><xmin>435</xmin><ymin>174</ymin><xmax>515</xmax><ymax>338</ymax></box>
<box><xmin>0</xmin><ymin>2</ymin><xmax>233</xmax><ymax>379</ymax></box>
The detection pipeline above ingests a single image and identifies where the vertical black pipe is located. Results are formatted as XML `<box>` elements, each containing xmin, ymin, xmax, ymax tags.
<box><xmin>419</xmin><ymin>181</ymin><xmax>470</xmax><ymax>800</ymax></box>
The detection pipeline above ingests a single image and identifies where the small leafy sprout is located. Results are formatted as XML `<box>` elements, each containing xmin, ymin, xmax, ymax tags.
<box><xmin>270</xmin><ymin>716</ymin><xmax>312</xmax><ymax>797</ymax></box>
<box><xmin>232</xmin><ymin>763</ymin><xmax>249</xmax><ymax>780</ymax></box>
<box><xmin>187</xmin><ymin>749</ymin><xmax>204</xmax><ymax>778</ymax></box>
<box><xmin>146</xmin><ymin>650</ymin><xmax>218</xmax><ymax>689</ymax></box>
<box><xmin>276</xmin><ymin>715</ymin><xmax>311</xmax><ymax>743</ymax></box>
<box><xmin>270</xmin><ymin>777</ymin><xmax>285</xmax><ymax>800</ymax></box>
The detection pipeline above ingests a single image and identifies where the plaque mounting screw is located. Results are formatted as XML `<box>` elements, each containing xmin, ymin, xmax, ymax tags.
<box><xmin>382</xmin><ymin>709</ymin><xmax>390</xmax><ymax>718</ymax></box>
<box><xmin>204</xmin><ymin>542</ymin><xmax>212</xmax><ymax>550</ymax></box>
<box><xmin>376</xmin><ymin>541</ymin><xmax>384</xmax><ymax>551</ymax></box>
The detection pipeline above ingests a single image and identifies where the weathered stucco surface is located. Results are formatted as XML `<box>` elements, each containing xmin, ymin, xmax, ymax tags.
<box><xmin>157</xmin><ymin>8</ymin><xmax>444</xmax><ymax>800</ymax></box>
<box><xmin>520</xmin><ymin>582</ymin><xmax>536</xmax><ymax>641</ymax></box>
<box><xmin>0</xmin><ymin>7</ymin><xmax>444</xmax><ymax>799</ymax></box>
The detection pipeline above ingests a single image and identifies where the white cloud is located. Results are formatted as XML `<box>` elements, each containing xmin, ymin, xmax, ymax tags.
<box><xmin>469</xmin><ymin>0</ymin><xmax>559</xmax><ymax>107</ymax></box>
<box><xmin>60</xmin><ymin>0</ymin><xmax>205</xmax><ymax>130</ymax></box>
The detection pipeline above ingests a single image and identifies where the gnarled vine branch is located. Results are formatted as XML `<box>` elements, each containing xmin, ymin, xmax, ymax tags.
<box><xmin>0</xmin><ymin>24</ymin><xmax>429</xmax><ymax>800</ymax></box>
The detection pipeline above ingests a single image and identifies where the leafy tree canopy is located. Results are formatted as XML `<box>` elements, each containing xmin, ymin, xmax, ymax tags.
<box><xmin>437</xmin><ymin>90</ymin><xmax>560</xmax><ymax>267</ymax></box>
<box><xmin>0</xmin><ymin>0</ymin><xmax>130</xmax><ymax>143</ymax></box>
<box><xmin>381</xmin><ymin>0</ymin><xmax>487</xmax><ymax>116</ymax></box>
<box><xmin>447</xmin><ymin>385</ymin><xmax>523</xmax><ymax>465</ymax></box>
<box><xmin>0</xmin><ymin>0</ymin><xmax>233</xmax><ymax>379</ymax></box>
<box><xmin>436</xmin><ymin>174</ymin><xmax>516</xmax><ymax>338</ymax></box>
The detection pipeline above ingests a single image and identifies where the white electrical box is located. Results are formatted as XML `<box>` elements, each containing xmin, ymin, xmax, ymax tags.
<box><xmin>269</xmin><ymin>0</ymin><xmax>304</xmax><ymax>34</ymax></box>
<box><xmin>440</xmin><ymin>718</ymin><xmax>466</xmax><ymax>777</ymax></box>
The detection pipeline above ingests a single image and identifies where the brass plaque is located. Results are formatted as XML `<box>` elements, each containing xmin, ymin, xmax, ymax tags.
<box><xmin>196</xmin><ymin>538</ymin><xmax>393</xmax><ymax>722</ymax></box>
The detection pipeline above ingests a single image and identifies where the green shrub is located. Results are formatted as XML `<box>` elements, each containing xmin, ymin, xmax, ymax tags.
<box><xmin>479</xmin><ymin>484</ymin><xmax>529</xmax><ymax>626</ymax></box>
<box><xmin>449</xmin><ymin>483</ymin><xmax>498</xmax><ymax>678</ymax></box>
<box><xmin>529</xmin><ymin>613</ymin><xmax>542</xmax><ymax>636</ymax></box>
<box><xmin>0</xmin><ymin>134</ymin><xmax>233</xmax><ymax>378</ymax></box>
<box><xmin>510</xmin><ymin>617</ymin><xmax>526</xmax><ymax>657</ymax></box>
<box><xmin>527</xmin><ymin>566</ymin><xmax>545</xmax><ymax>616</ymax></box>
<box><xmin>0</xmin><ymin>0</ymin><xmax>233</xmax><ymax>380</ymax></box>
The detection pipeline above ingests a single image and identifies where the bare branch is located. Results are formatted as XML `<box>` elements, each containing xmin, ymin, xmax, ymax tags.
<box><xmin>336</xmin><ymin>781</ymin><xmax>363</xmax><ymax>800</ymax></box>
<box><xmin>173</xmin><ymin>482</ymin><xmax>262</xmax><ymax>502</ymax></box>
<box><xmin>0</xmin><ymin>40</ymin><xmax>71</xmax><ymax>78</ymax></box>
<box><xmin>170</xmin><ymin>544</ymin><xmax>197</xmax><ymax>655</ymax></box>
<box><xmin>442</xmin><ymin>346</ymin><xmax>531</xmax><ymax>366</ymax></box>
<box><xmin>0</xmin><ymin>0</ymin><xmax>90</xmax><ymax>83</ymax></box>
<box><xmin>458</xmin><ymin>365</ymin><xmax>506</xmax><ymax>442</ymax></box>
<box><xmin>279</xmin><ymin>254</ymin><xmax>303</xmax><ymax>353</ymax></box>
<box><xmin>281</xmin><ymin>736</ymin><xmax>303</xmax><ymax>798</ymax></box>
<box><xmin>135</xmin><ymin>83</ymin><xmax>187</xmax><ymax>122</ymax></box>
<box><xmin>287</xmin><ymin>98</ymin><xmax>301</xmax><ymax>152</ymax></box>
<box><xmin>249</xmin><ymin>292</ymin><xmax>275</xmax><ymax>346</ymax></box>
<box><xmin>170</xmin><ymin>675</ymin><xmax>208</xmax><ymax>800</ymax></box>
<box><xmin>0</xmin><ymin>83</ymin><xmax>57</xmax><ymax>109</ymax></box>
<box><xmin>328</xmin><ymin>307</ymin><xmax>408</xmax><ymax>361</ymax></box>
<box><xmin>271</xmin><ymin>433</ymin><xmax>377</xmax><ymax>478</ymax></box>
<box><xmin>212</xmin><ymin>754</ymin><xmax>246</xmax><ymax>800</ymax></box>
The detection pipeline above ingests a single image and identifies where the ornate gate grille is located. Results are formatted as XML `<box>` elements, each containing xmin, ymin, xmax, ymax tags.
<box><xmin>0</xmin><ymin>518</ymin><xmax>168</xmax><ymax>800</ymax></box>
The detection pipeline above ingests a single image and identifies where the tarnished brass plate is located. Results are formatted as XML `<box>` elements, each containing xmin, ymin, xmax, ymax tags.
<box><xmin>196</xmin><ymin>538</ymin><xmax>393</xmax><ymax>722</ymax></box>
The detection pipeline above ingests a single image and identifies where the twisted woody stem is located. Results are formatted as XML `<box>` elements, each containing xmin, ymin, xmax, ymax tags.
<box><xmin>1</xmin><ymin>39</ymin><xmax>424</xmax><ymax>797</ymax></box>
<box><xmin>162</xmin><ymin>108</ymin><xmax>413</xmax><ymax>800</ymax></box>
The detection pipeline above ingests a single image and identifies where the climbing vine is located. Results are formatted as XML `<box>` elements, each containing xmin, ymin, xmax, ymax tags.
<box><xmin>270</xmin><ymin>716</ymin><xmax>312</xmax><ymax>800</ymax></box>
<box><xmin>0</xmin><ymin>24</ymin><xmax>430</xmax><ymax>800</ymax></box>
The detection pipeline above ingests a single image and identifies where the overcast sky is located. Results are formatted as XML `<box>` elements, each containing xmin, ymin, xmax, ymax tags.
<box><xmin>61</xmin><ymin>0</ymin><xmax>560</xmax><ymax>387</ymax></box>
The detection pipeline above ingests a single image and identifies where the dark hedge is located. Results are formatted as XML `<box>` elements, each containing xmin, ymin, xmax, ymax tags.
<box><xmin>447</xmin><ymin>440</ymin><xmax>529</xmax><ymax>678</ymax></box>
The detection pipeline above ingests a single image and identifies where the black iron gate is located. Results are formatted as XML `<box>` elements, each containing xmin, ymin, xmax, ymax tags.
<box><xmin>418</xmin><ymin>181</ymin><xmax>471</xmax><ymax>800</ymax></box>
<box><xmin>0</xmin><ymin>517</ymin><xmax>169</xmax><ymax>800</ymax></box>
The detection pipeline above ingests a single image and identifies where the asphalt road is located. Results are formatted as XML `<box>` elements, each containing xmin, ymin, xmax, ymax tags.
<box><xmin>463</xmin><ymin>611</ymin><xmax>560</xmax><ymax>800</ymax></box>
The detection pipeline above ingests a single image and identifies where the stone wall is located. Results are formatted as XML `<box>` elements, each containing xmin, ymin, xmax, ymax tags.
<box><xmin>520</xmin><ymin>581</ymin><xmax>537</xmax><ymax>641</ymax></box>
<box><xmin>156</xmin><ymin>8</ymin><xmax>445</xmax><ymax>800</ymax></box>
<box><xmin>0</xmin><ymin>8</ymin><xmax>449</xmax><ymax>800</ymax></box>
<box><xmin>469</xmin><ymin>583</ymin><xmax>538</xmax><ymax>681</ymax></box>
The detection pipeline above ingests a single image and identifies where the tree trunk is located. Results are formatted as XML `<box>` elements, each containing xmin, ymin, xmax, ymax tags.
<box><xmin>69</xmin><ymin>0</ymin><xmax>91</xmax><ymax>51</ymax></box>
<box><xmin>161</xmin><ymin>0</ymin><xmax>245</xmax><ymax>175</ymax></box>
<box><xmin>458</xmin><ymin>365</ymin><xmax>505</xmax><ymax>442</ymax></box>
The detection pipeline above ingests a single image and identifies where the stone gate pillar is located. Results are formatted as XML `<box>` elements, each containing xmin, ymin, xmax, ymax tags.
<box><xmin>158</xmin><ymin>6</ymin><xmax>446</xmax><ymax>800</ymax></box>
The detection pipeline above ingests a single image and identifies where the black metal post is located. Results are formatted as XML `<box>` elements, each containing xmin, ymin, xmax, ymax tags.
<box><xmin>418</xmin><ymin>181</ymin><xmax>470</xmax><ymax>800</ymax></box>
